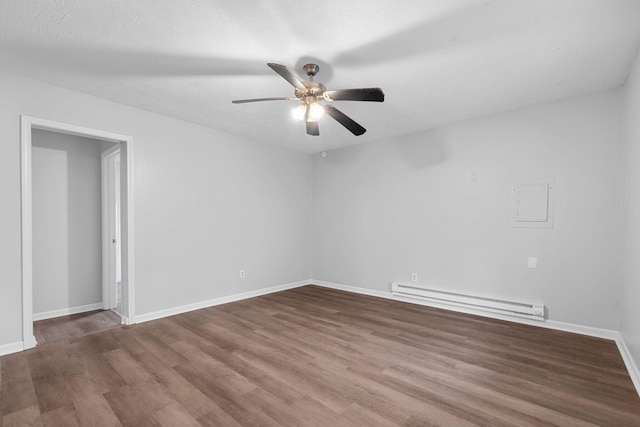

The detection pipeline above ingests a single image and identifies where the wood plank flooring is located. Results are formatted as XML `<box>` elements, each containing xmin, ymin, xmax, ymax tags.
<box><xmin>2</xmin><ymin>285</ymin><xmax>639</xmax><ymax>426</ymax></box>
<box><xmin>34</xmin><ymin>310</ymin><xmax>122</xmax><ymax>344</ymax></box>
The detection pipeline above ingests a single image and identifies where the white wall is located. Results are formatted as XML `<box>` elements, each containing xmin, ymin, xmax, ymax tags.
<box><xmin>0</xmin><ymin>70</ymin><xmax>312</xmax><ymax>347</ymax></box>
<box><xmin>32</xmin><ymin>130</ymin><xmax>103</xmax><ymax>314</ymax></box>
<box><xmin>621</xmin><ymin>51</ymin><xmax>640</xmax><ymax>368</ymax></box>
<box><xmin>313</xmin><ymin>89</ymin><xmax>624</xmax><ymax>329</ymax></box>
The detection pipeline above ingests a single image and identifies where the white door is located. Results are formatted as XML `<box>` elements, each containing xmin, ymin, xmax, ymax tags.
<box><xmin>102</xmin><ymin>147</ymin><xmax>121</xmax><ymax>312</ymax></box>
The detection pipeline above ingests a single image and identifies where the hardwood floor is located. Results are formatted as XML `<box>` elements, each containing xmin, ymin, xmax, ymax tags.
<box><xmin>2</xmin><ymin>285</ymin><xmax>639</xmax><ymax>426</ymax></box>
<box><xmin>34</xmin><ymin>310</ymin><xmax>122</xmax><ymax>345</ymax></box>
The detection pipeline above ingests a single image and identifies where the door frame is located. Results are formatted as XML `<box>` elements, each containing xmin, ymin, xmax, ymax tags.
<box><xmin>21</xmin><ymin>115</ymin><xmax>136</xmax><ymax>350</ymax></box>
<box><xmin>101</xmin><ymin>145</ymin><xmax>121</xmax><ymax>312</ymax></box>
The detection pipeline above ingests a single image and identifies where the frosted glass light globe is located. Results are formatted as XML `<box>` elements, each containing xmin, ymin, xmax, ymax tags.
<box><xmin>292</xmin><ymin>104</ymin><xmax>307</xmax><ymax>120</ymax></box>
<box><xmin>308</xmin><ymin>102</ymin><xmax>324</xmax><ymax>120</ymax></box>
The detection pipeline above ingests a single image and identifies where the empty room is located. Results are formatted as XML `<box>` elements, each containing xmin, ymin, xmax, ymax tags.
<box><xmin>2</xmin><ymin>0</ymin><xmax>640</xmax><ymax>425</ymax></box>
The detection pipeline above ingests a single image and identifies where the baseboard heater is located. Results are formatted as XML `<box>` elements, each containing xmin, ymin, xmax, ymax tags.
<box><xmin>391</xmin><ymin>282</ymin><xmax>545</xmax><ymax>321</ymax></box>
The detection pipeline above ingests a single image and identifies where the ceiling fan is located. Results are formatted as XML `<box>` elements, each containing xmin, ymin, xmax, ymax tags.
<box><xmin>232</xmin><ymin>63</ymin><xmax>384</xmax><ymax>136</ymax></box>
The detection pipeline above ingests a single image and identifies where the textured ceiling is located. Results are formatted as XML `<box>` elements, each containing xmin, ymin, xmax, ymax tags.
<box><xmin>1</xmin><ymin>0</ymin><xmax>639</xmax><ymax>153</ymax></box>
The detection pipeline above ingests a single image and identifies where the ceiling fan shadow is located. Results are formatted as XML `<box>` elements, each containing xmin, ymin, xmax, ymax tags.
<box><xmin>332</xmin><ymin>1</ymin><xmax>522</xmax><ymax>67</ymax></box>
<box><xmin>394</xmin><ymin>129</ymin><xmax>447</xmax><ymax>169</ymax></box>
<box><xmin>0</xmin><ymin>41</ymin><xmax>269</xmax><ymax>77</ymax></box>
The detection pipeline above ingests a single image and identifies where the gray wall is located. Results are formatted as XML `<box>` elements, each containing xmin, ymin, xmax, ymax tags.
<box><xmin>0</xmin><ymin>65</ymin><xmax>635</xmax><ymax>356</ymax></box>
<box><xmin>32</xmin><ymin>130</ymin><xmax>103</xmax><ymax>314</ymax></box>
<box><xmin>0</xmin><ymin>70</ymin><xmax>313</xmax><ymax>346</ymax></box>
<box><xmin>312</xmin><ymin>89</ymin><xmax>624</xmax><ymax>329</ymax></box>
<box><xmin>622</xmin><ymin>51</ymin><xmax>640</xmax><ymax>370</ymax></box>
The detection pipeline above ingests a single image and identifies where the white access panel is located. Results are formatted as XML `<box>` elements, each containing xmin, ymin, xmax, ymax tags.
<box><xmin>511</xmin><ymin>178</ymin><xmax>554</xmax><ymax>228</ymax></box>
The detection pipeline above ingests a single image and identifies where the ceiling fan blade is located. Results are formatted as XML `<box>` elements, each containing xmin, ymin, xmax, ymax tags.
<box><xmin>267</xmin><ymin>63</ymin><xmax>306</xmax><ymax>91</ymax></box>
<box><xmin>232</xmin><ymin>97</ymin><xmax>296</xmax><ymax>104</ymax></box>
<box><xmin>323</xmin><ymin>88</ymin><xmax>385</xmax><ymax>102</ymax></box>
<box><xmin>323</xmin><ymin>105</ymin><xmax>366</xmax><ymax>136</ymax></box>
<box><xmin>306</xmin><ymin>120</ymin><xmax>320</xmax><ymax>136</ymax></box>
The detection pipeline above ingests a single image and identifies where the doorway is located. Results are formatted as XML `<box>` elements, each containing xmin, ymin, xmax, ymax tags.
<box><xmin>21</xmin><ymin>116</ymin><xmax>135</xmax><ymax>350</ymax></box>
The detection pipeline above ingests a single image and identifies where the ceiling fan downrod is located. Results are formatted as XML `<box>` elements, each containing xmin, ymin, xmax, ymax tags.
<box><xmin>303</xmin><ymin>63</ymin><xmax>320</xmax><ymax>80</ymax></box>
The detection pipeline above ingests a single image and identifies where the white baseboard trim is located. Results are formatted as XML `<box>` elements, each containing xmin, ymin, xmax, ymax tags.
<box><xmin>542</xmin><ymin>319</ymin><xmax>618</xmax><ymax>340</ymax></box>
<box><xmin>33</xmin><ymin>302</ymin><xmax>104</xmax><ymax>321</ymax></box>
<box><xmin>135</xmin><ymin>280</ymin><xmax>310</xmax><ymax>324</ymax></box>
<box><xmin>0</xmin><ymin>341</ymin><xmax>25</xmax><ymax>356</ymax></box>
<box><xmin>313</xmin><ymin>280</ymin><xmax>391</xmax><ymax>299</ymax></box>
<box><xmin>311</xmin><ymin>279</ymin><xmax>639</xmax><ymax>397</ymax></box>
<box><xmin>615</xmin><ymin>332</ymin><xmax>640</xmax><ymax>398</ymax></box>
<box><xmin>311</xmin><ymin>280</ymin><xmax>617</xmax><ymax>337</ymax></box>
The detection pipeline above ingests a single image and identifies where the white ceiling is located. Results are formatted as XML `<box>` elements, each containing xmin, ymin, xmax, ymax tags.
<box><xmin>1</xmin><ymin>0</ymin><xmax>639</xmax><ymax>153</ymax></box>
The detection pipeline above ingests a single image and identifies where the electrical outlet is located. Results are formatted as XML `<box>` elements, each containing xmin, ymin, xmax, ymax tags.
<box><xmin>411</xmin><ymin>273</ymin><xmax>418</xmax><ymax>282</ymax></box>
<box><xmin>240</xmin><ymin>270</ymin><xmax>245</xmax><ymax>279</ymax></box>
<box><xmin>527</xmin><ymin>257</ymin><xmax>537</xmax><ymax>269</ymax></box>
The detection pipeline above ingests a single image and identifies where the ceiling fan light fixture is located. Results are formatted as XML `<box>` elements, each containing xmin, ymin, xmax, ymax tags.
<box><xmin>308</xmin><ymin>102</ymin><xmax>324</xmax><ymax>120</ymax></box>
<box><xmin>292</xmin><ymin>104</ymin><xmax>307</xmax><ymax>120</ymax></box>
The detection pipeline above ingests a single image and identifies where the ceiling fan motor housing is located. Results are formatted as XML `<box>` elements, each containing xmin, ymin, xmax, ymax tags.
<box><xmin>296</xmin><ymin>80</ymin><xmax>326</xmax><ymax>100</ymax></box>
